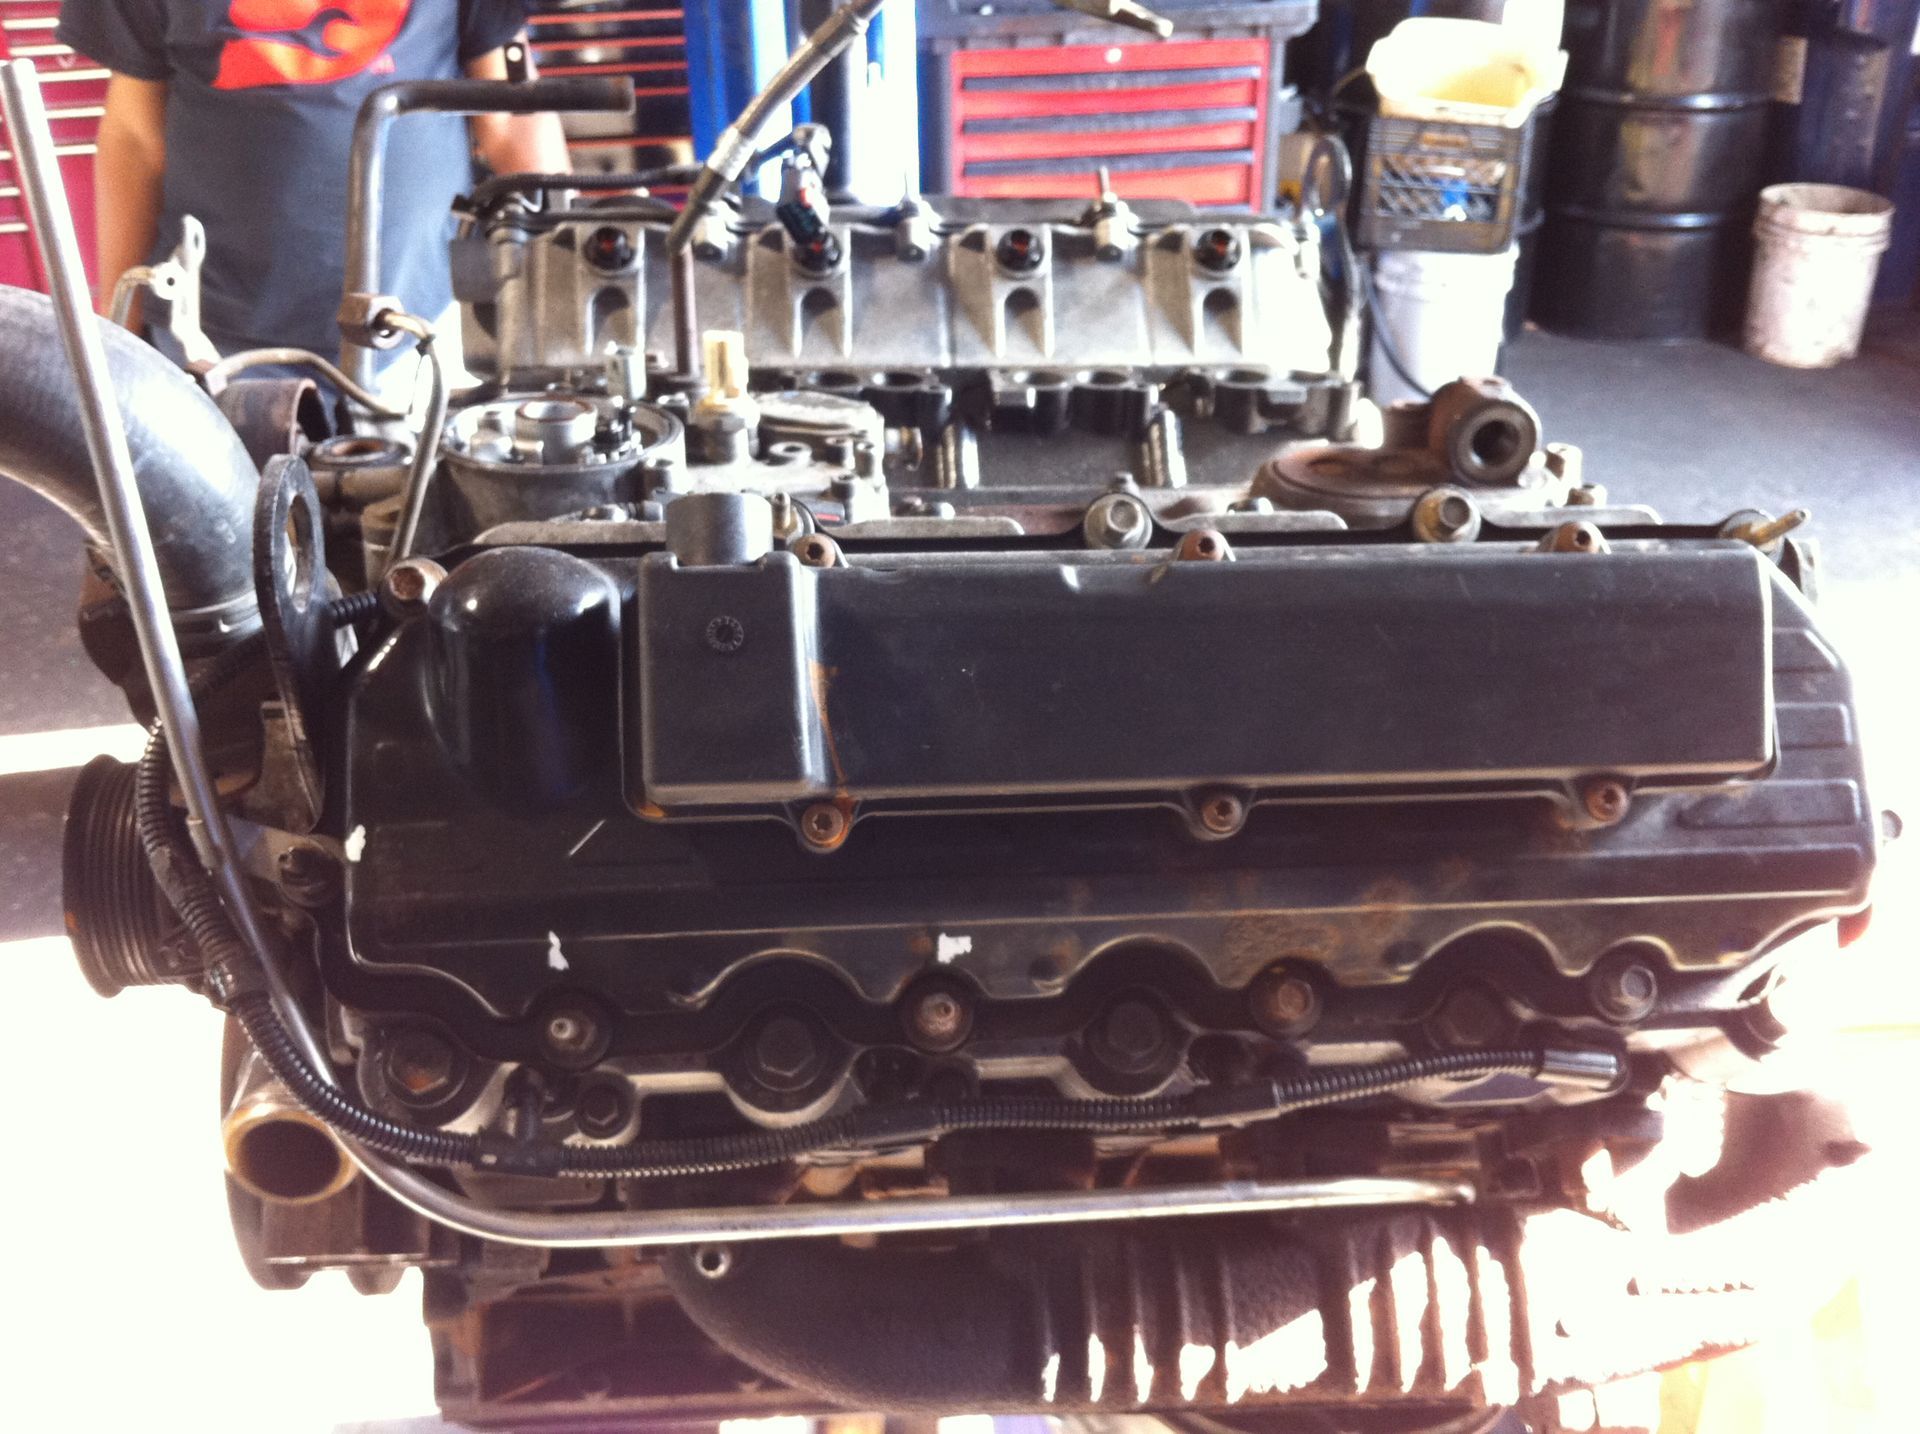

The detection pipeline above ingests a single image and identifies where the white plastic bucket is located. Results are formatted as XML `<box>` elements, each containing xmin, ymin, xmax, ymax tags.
<box><xmin>1744</xmin><ymin>183</ymin><xmax>1895</xmax><ymax>368</ymax></box>
<box><xmin>1368</xmin><ymin>246</ymin><xmax>1520</xmax><ymax>406</ymax></box>
<box><xmin>1365</xmin><ymin>17</ymin><xmax>1566</xmax><ymax>127</ymax></box>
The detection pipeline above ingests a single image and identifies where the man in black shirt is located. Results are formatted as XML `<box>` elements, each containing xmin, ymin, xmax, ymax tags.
<box><xmin>57</xmin><ymin>0</ymin><xmax>567</xmax><ymax>359</ymax></box>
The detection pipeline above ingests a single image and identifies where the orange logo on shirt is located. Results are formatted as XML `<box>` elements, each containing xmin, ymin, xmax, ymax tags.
<box><xmin>212</xmin><ymin>0</ymin><xmax>411</xmax><ymax>90</ymax></box>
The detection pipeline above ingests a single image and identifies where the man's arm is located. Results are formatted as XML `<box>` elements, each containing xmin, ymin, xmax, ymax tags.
<box><xmin>93</xmin><ymin>73</ymin><xmax>169</xmax><ymax>317</ymax></box>
<box><xmin>464</xmin><ymin>43</ymin><xmax>571</xmax><ymax>174</ymax></box>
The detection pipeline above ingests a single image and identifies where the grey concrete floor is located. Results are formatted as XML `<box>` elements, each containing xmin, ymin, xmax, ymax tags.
<box><xmin>1503</xmin><ymin>316</ymin><xmax>1920</xmax><ymax>595</ymax></box>
<box><xmin>1504</xmin><ymin>316</ymin><xmax>1920</xmax><ymax>860</ymax></box>
<box><xmin>1</xmin><ymin>321</ymin><xmax>1916</xmax><ymax>947</ymax></box>
<box><xmin>0</xmin><ymin>480</ymin><xmax>128</xmax><ymax>942</ymax></box>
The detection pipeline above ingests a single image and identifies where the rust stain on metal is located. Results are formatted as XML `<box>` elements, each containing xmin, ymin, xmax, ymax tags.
<box><xmin>1181</xmin><ymin>872</ymin><xmax>1235</xmax><ymax>913</ymax></box>
<box><xmin>1431</xmin><ymin>857</ymin><xmax>1474</xmax><ymax>898</ymax></box>
<box><xmin>1354</xmin><ymin>877</ymin><xmax>1420</xmax><ymax>948</ymax></box>
<box><xmin>1222</xmin><ymin>918</ymin><xmax>1339</xmax><ymax>975</ymax></box>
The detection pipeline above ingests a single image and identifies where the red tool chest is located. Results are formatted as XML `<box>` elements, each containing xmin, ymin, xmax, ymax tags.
<box><xmin>527</xmin><ymin>2</ymin><xmax>694</xmax><ymax>176</ymax></box>
<box><xmin>0</xmin><ymin>0</ymin><xmax>102</xmax><ymax>292</ymax></box>
<box><xmin>918</xmin><ymin>0</ymin><xmax>1317</xmax><ymax>209</ymax></box>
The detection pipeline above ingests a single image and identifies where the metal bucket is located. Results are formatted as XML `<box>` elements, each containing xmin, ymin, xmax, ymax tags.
<box><xmin>1533</xmin><ymin>0</ymin><xmax>1782</xmax><ymax>340</ymax></box>
<box><xmin>1744</xmin><ymin>183</ymin><xmax>1895</xmax><ymax>368</ymax></box>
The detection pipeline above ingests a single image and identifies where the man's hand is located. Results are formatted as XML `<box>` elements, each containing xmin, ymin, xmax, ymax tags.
<box><xmin>465</xmin><ymin>41</ymin><xmax>570</xmax><ymax>175</ymax></box>
<box><xmin>93</xmin><ymin>73</ymin><xmax>168</xmax><ymax>320</ymax></box>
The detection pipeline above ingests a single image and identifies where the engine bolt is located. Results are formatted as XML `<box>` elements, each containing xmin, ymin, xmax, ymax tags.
<box><xmin>537</xmin><ymin>999</ymin><xmax>611</xmax><ymax>1070</ymax></box>
<box><xmin>704</xmin><ymin>614</ymin><xmax>747</xmax><ymax>653</ymax></box>
<box><xmin>995</xmin><ymin>226</ymin><xmax>1045</xmax><ymax>273</ymax></box>
<box><xmin>750</xmin><ymin>1014</ymin><xmax>821</xmax><ymax>1089</ymax></box>
<box><xmin>905</xmin><ymin>985</ymin><xmax>973</xmax><ymax>1052</ymax></box>
<box><xmin>1083</xmin><ymin>492</ymin><xmax>1151</xmax><ymax>550</ymax></box>
<box><xmin>1540</xmin><ymin>520</ymin><xmax>1608</xmax><ymax>554</ymax></box>
<box><xmin>1431</xmin><ymin>985</ymin><xmax>1506</xmax><ymax>1049</ymax></box>
<box><xmin>1543</xmin><ymin>442</ymin><xmax>1585</xmax><ymax>487</ymax></box>
<box><xmin>1174</xmin><ymin>528</ymin><xmax>1231</xmax><ymax>562</ymax></box>
<box><xmin>275</xmin><ymin>844</ymin><xmax>340</xmax><ymax>906</ymax></box>
<box><xmin>383</xmin><ymin>1029</ymin><xmax>461</xmax><ymax>1107</ymax></box>
<box><xmin>1248</xmin><ymin>965</ymin><xmax>1320</xmax><ymax>1037</ymax></box>
<box><xmin>1099</xmin><ymin>501</ymin><xmax>1143</xmax><ymax>542</ymax></box>
<box><xmin>1094</xmin><ymin>998</ymin><xmax>1170</xmax><ymax>1075</ymax></box>
<box><xmin>1193</xmin><ymin>226</ymin><xmax>1242</xmax><ymax>272</ymax></box>
<box><xmin>583</xmin><ymin>225</ymin><xmax>636</xmax><ymax>272</ymax></box>
<box><xmin>799</xmin><ymin>801</ymin><xmax>849</xmax><ymax>850</ymax></box>
<box><xmin>1582</xmin><ymin>777</ymin><xmax>1630</xmax><ymax>826</ymax></box>
<box><xmin>575</xmin><ymin>1078</ymin><xmax>635</xmax><ymax>1138</ymax></box>
<box><xmin>791</xmin><ymin>533</ymin><xmax>843</xmax><ymax>569</ymax></box>
<box><xmin>1413</xmin><ymin>486</ymin><xmax>1481</xmax><ymax>544</ymax></box>
<box><xmin>380</xmin><ymin>556</ymin><xmax>445</xmax><ymax>618</ymax></box>
<box><xmin>1198</xmin><ymin>790</ymin><xmax>1246</xmax><ymax>836</ymax></box>
<box><xmin>1590</xmin><ymin>960</ymin><xmax>1659</xmax><ymax>1024</ymax></box>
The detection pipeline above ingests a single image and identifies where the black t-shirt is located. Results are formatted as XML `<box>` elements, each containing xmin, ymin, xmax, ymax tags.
<box><xmin>58</xmin><ymin>0</ymin><xmax>527</xmax><ymax>357</ymax></box>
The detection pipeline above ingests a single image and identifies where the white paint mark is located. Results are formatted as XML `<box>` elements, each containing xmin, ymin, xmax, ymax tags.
<box><xmin>343</xmin><ymin>825</ymin><xmax>367</xmax><ymax>863</ymax></box>
<box><xmin>1223</xmin><ymin>1311</ymin><xmax>1328</xmax><ymax>1403</ymax></box>
<box><xmin>1178</xmin><ymin>1343</ymin><xmax>1217</xmax><ymax>1402</ymax></box>
<box><xmin>1087</xmin><ymin>1333</ymin><xmax>1106</xmax><ymax>1403</ymax></box>
<box><xmin>546</xmin><ymin>931</ymin><xmax>570</xmax><ymax>972</ymax></box>
<box><xmin>566</xmin><ymin>818</ymin><xmax>608</xmax><ymax>859</ymax></box>
<box><xmin>1041</xmin><ymin>1351</ymin><xmax>1060</xmax><ymax>1404</ymax></box>
<box><xmin>935</xmin><ymin>933</ymin><xmax>973</xmax><ymax>964</ymax></box>
<box><xmin>1134</xmin><ymin>1331</ymin><xmax>1155</xmax><ymax>1403</ymax></box>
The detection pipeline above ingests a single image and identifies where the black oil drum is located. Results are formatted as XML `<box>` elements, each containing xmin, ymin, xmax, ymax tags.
<box><xmin>1504</xmin><ymin>93</ymin><xmax>1556</xmax><ymax>342</ymax></box>
<box><xmin>1533</xmin><ymin>0</ymin><xmax>1784</xmax><ymax>340</ymax></box>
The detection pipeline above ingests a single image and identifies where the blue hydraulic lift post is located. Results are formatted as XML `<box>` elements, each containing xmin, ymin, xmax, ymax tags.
<box><xmin>683</xmin><ymin>0</ymin><xmax>795</xmax><ymax>193</ymax></box>
<box><xmin>683</xmin><ymin>0</ymin><xmax>920</xmax><ymax>198</ymax></box>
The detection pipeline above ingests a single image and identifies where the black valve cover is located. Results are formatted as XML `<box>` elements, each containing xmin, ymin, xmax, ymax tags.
<box><xmin>336</xmin><ymin>538</ymin><xmax>1873</xmax><ymax>1050</ymax></box>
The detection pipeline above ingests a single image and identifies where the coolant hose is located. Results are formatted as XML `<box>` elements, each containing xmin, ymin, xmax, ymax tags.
<box><xmin>0</xmin><ymin>287</ymin><xmax>261</xmax><ymax>643</ymax></box>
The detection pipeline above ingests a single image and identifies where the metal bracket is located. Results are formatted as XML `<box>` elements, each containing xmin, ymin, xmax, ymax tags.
<box><xmin>109</xmin><ymin>214</ymin><xmax>220</xmax><ymax>366</ymax></box>
<box><xmin>250</xmin><ymin>455</ymin><xmax>337</xmax><ymax>833</ymax></box>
